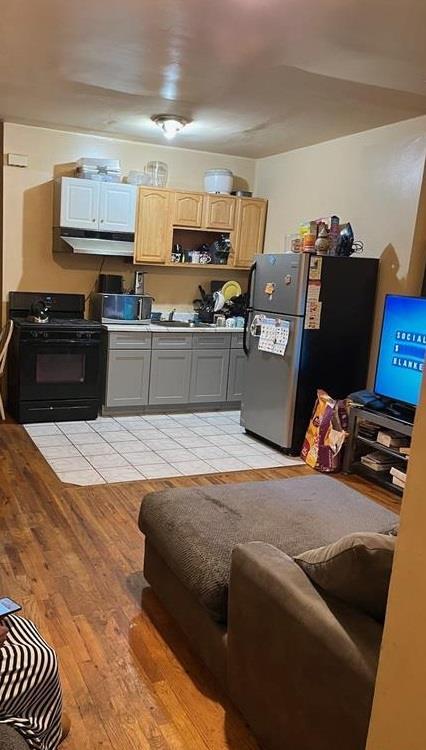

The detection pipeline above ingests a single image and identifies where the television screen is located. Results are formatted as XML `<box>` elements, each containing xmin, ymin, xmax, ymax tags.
<box><xmin>375</xmin><ymin>295</ymin><xmax>426</xmax><ymax>407</ymax></box>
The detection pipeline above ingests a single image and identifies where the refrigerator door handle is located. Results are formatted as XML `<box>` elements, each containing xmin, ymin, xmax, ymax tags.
<box><xmin>243</xmin><ymin>261</ymin><xmax>257</xmax><ymax>355</ymax></box>
<box><xmin>243</xmin><ymin>309</ymin><xmax>250</xmax><ymax>355</ymax></box>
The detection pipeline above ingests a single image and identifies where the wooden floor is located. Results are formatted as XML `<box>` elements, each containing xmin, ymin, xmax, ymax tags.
<box><xmin>0</xmin><ymin>423</ymin><xmax>400</xmax><ymax>750</ymax></box>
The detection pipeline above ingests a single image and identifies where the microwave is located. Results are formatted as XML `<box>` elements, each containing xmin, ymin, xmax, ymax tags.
<box><xmin>91</xmin><ymin>293</ymin><xmax>152</xmax><ymax>324</ymax></box>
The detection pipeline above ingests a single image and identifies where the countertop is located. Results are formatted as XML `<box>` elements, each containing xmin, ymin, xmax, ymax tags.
<box><xmin>103</xmin><ymin>323</ymin><xmax>244</xmax><ymax>333</ymax></box>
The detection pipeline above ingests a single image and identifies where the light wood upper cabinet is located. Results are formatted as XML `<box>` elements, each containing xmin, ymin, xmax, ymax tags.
<box><xmin>203</xmin><ymin>195</ymin><xmax>235</xmax><ymax>230</ymax></box>
<box><xmin>231</xmin><ymin>198</ymin><xmax>267</xmax><ymax>268</ymax></box>
<box><xmin>134</xmin><ymin>187</ymin><xmax>267</xmax><ymax>268</ymax></box>
<box><xmin>172</xmin><ymin>191</ymin><xmax>204</xmax><ymax>227</ymax></box>
<box><xmin>134</xmin><ymin>188</ymin><xmax>171</xmax><ymax>264</ymax></box>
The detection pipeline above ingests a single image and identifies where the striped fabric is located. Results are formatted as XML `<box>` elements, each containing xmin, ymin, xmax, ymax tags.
<box><xmin>0</xmin><ymin>615</ymin><xmax>62</xmax><ymax>750</ymax></box>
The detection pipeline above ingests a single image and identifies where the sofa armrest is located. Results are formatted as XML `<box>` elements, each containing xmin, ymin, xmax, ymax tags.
<box><xmin>227</xmin><ymin>542</ymin><xmax>382</xmax><ymax>750</ymax></box>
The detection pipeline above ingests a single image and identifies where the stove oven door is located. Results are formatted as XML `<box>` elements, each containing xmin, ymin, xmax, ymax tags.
<box><xmin>18</xmin><ymin>332</ymin><xmax>102</xmax><ymax>402</ymax></box>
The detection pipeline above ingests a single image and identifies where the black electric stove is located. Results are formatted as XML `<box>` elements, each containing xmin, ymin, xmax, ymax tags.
<box><xmin>8</xmin><ymin>292</ymin><xmax>105</xmax><ymax>423</ymax></box>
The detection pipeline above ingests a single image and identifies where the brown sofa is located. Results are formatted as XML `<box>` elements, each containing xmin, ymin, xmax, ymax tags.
<box><xmin>0</xmin><ymin>725</ymin><xmax>29</xmax><ymax>750</ymax></box>
<box><xmin>139</xmin><ymin>475</ymin><xmax>397</xmax><ymax>750</ymax></box>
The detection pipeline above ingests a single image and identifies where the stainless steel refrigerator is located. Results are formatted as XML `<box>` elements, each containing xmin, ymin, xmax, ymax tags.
<box><xmin>241</xmin><ymin>253</ymin><xmax>379</xmax><ymax>453</ymax></box>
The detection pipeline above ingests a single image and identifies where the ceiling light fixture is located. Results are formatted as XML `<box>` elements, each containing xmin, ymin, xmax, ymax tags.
<box><xmin>151</xmin><ymin>114</ymin><xmax>189</xmax><ymax>140</ymax></box>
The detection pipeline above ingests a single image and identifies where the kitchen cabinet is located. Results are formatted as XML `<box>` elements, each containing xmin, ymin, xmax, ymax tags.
<box><xmin>152</xmin><ymin>333</ymin><xmax>194</xmax><ymax>350</ymax></box>
<box><xmin>103</xmin><ymin>329</ymin><xmax>245</xmax><ymax>412</ymax></box>
<box><xmin>108</xmin><ymin>331</ymin><xmax>151</xmax><ymax>350</ymax></box>
<box><xmin>189</xmin><ymin>349</ymin><xmax>230</xmax><ymax>403</ymax></box>
<box><xmin>232</xmin><ymin>198</ymin><xmax>267</xmax><ymax>268</ymax></box>
<box><xmin>227</xmin><ymin>349</ymin><xmax>246</xmax><ymax>401</ymax></box>
<box><xmin>105</xmin><ymin>349</ymin><xmax>151</xmax><ymax>407</ymax></box>
<box><xmin>133</xmin><ymin>187</ymin><xmax>267</xmax><ymax>269</ymax></box>
<box><xmin>231</xmin><ymin>331</ymin><xmax>244</xmax><ymax>349</ymax></box>
<box><xmin>59</xmin><ymin>177</ymin><xmax>137</xmax><ymax>232</ymax></box>
<box><xmin>98</xmin><ymin>182</ymin><xmax>137</xmax><ymax>232</ymax></box>
<box><xmin>172</xmin><ymin>191</ymin><xmax>204</xmax><ymax>227</ymax></box>
<box><xmin>134</xmin><ymin>188</ymin><xmax>172</xmax><ymax>263</ymax></box>
<box><xmin>149</xmin><ymin>350</ymin><xmax>192</xmax><ymax>405</ymax></box>
<box><xmin>60</xmin><ymin>177</ymin><xmax>100</xmax><ymax>229</ymax></box>
<box><xmin>203</xmin><ymin>195</ymin><xmax>235</xmax><ymax>230</ymax></box>
<box><xmin>191</xmin><ymin>332</ymin><xmax>230</xmax><ymax>350</ymax></box>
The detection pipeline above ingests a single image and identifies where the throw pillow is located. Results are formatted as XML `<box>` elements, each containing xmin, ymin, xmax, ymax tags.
<box><xmin>294</xmin><ymin>532</ymin><xmax>395</xmax><ymax>622</ymax></box>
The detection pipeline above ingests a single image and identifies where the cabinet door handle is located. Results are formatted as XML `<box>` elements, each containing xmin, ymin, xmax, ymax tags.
<box><xmin>92</xmin><ymin>218</ymin><xmax>96</xmax><ymax>222</ymax></box>
<box><xmin>100</xmin><ymin>219</ymin><xmax>104</xmax><ymax>223</ymax></box>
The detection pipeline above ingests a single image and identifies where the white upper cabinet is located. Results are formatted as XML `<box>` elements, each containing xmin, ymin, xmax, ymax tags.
<box><xmin>60</xmin><ymin>177</ymin><xmax>100</xmax><ymax>229</ymax></box>
<box><xmin>58</xmin><ymin>177</ymin><xmax>137</xmax><ymax>232</ymax></box>
<box><xmin>98</xmin><ymin>182</ymin><xmax>137</xmax><ymax>232</ymax></box>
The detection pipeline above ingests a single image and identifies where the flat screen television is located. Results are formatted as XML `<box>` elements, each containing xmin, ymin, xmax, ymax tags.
<box><xmin>375</xmin><ymin>294</ymin><xmax>426</xmax><ymax>408</ymax></box>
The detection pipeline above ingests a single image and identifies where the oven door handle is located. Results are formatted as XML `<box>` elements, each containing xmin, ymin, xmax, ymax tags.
<box><xmin>23</xmin><ymin>338</ymin><xmax>99</xmax><ymax>346</ymax></box>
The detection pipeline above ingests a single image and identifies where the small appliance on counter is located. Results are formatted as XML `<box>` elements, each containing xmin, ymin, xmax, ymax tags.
<box><xmin>133</xmin><ymin>271</ymin><xmax>146</xmax><ymax>295</ymax></box>
<box><xmin>98</xmin><ymin>274</ymin><xmax>123</xmax><ymax>294</ymax></box>
<box><xmin>7</xmin><ymin>292</ymin><xmax>103</xmax><ymax>423</ymax></box>
<box><xmin>91</xmin><ymin>293</ymin><xmax>153</xmax><ymax>324</ymax></box>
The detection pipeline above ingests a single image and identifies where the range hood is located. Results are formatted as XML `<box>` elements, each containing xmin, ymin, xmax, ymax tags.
<box><xmin>53</xmin><ymin>228</ymin><xmax>134</xmax><ymax>257</ymax></box>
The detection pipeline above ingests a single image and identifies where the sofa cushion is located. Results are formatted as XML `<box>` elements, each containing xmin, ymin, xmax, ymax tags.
<box><xmin>295</xmin><ymin>532</ymin><xmax>395</xmax><ymax>621</ymax></box>
<box><xmin>139</xmin><ymin>475</ymin><xmax>398</xmax><ymax>624</ymax></box>
<box><xmin>0</xmin><ymin>724</ymin><xmax>29</xmax><ymax>750</ymax></box>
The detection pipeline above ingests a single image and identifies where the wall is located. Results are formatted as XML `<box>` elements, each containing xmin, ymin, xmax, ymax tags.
<box><xmin>2</xmin><ymin>123</ymin><xmax>255</xmax><ymax>316</ymax></box>
<box><xmin>366</xmin><ymin>371</ymin><xmax>426</xmax><ymax>750</ymax></box>
<box><xmin>255</xmin><ymin>116</ymin><xmax>426</xmax><ymax>380</ymax></box>
<box><xmin>3</xmin><ymin>119</ymin><xmax>425</xmax><ymax>331</ymax></box>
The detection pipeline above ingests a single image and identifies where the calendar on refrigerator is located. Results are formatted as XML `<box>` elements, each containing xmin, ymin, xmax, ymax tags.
<box><xmin>258</xmin><ymin>319</ymin><xmax>290</xmax><ymax>356</ymax></box>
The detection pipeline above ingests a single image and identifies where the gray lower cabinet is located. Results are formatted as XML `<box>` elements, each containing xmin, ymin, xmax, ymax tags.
<box><xmin>192</xmin><ymin>333</ymin><xmax>231</xmax><ymax>350</ymax></box>
<box><xmin>189</xmin><ymin>349</ymin><xmax>230</xmax><ymax>403</ymax></box>
<box><xmin>152</xmin><ymin>333</ymin><xmax>193</xmax><ymax>350</ymax></box>
<box><xmin>109</xmin><ymin>331</ymin><xmax>151</xmax><ymax>350</ymax></box>
<box><xmin>105</xmin><ymin>349</ymin><xmax>151</xmax><ymax>407</ymax></box>
<box><xmin>149</xmin><ymin>350</ymin><xmax>192</xmax><ymax>405</ymax></box>
<box><xmin>227</xmin><ymin>349</ymin><xmax>246</xmax><ymax>401</ymax></box>
<box><xmin>231</xmin><ymin>331</ymin><xmax>244</xmax><ymax>349</ymax></box>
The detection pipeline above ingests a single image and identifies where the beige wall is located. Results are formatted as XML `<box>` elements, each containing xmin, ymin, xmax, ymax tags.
<box><xmin>2</xmin><ymin>123</ymin><xmax>254</xmax><ymax>315</ymax></box>
<box><xmin>255</xmin><ymin>116</ymin><xmax>426</xmax><ymax>380</ymax></box>
<box><xmin>366</xmin><ymin>372</ymin><xmax>426</xmax><ymax>749</ymax></box>
<box><xmin>3</xmin><ymin>119</ymin><xmax>425</xmax><ymax>330</ymax></box>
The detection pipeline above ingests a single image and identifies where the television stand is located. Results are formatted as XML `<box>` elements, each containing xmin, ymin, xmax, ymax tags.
<box><xmin>343</xmin><ymin>406</ymin><xmax>413</xmax><ymax>498</ymax></box>
<box><xmin>382</xmin><ymin>400</ymin><xmax>415</xmax><ymax>424</ymax></box>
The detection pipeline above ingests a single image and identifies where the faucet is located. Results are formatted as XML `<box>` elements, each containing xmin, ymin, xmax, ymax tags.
<box><xmin>168</xmin><ymin>308</ymin><xmax>176</xmax><ymax>322</ymax></box>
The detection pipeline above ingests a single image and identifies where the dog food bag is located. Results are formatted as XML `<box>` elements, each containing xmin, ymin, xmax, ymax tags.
<box><xmin>301</xmin><ymin>389</ymin><xmax>348</xmax><ymax>472</ymax></box>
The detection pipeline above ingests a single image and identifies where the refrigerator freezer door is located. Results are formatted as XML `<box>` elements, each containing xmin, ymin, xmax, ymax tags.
<box><xmin>252</xmin><ymin>253</ymin><xmax>310</xmax><ymax>316</ymax></box>
<box><xmin>241</xmin><ymin>311</ymin><xmax>304</xmax><ymax>450</ymax></box>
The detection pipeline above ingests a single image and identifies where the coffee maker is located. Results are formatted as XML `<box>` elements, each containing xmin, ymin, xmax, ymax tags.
<box><xmin>98</xmin><ymin>274</ymin><xmax>123</xmax><ymax>294</ymax></box>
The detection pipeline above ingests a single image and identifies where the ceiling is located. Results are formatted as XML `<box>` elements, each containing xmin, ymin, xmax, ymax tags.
<box><xmin>1</xmin><ymin>0</ymin><xmax>425</xmax><ymax>158</ymax></box>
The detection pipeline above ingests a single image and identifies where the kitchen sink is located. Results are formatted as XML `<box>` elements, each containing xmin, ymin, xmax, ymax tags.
<box><xmin>154</xmin><ymin>320</ymin><xmax>212</xmax><ymax>328</ymax></box>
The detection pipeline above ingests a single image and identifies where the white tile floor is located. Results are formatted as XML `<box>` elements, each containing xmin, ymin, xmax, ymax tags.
<box><xmin>25</xmin><ymin>411</ymin><xmax>302</xmax><ymax>486</ymax></box>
